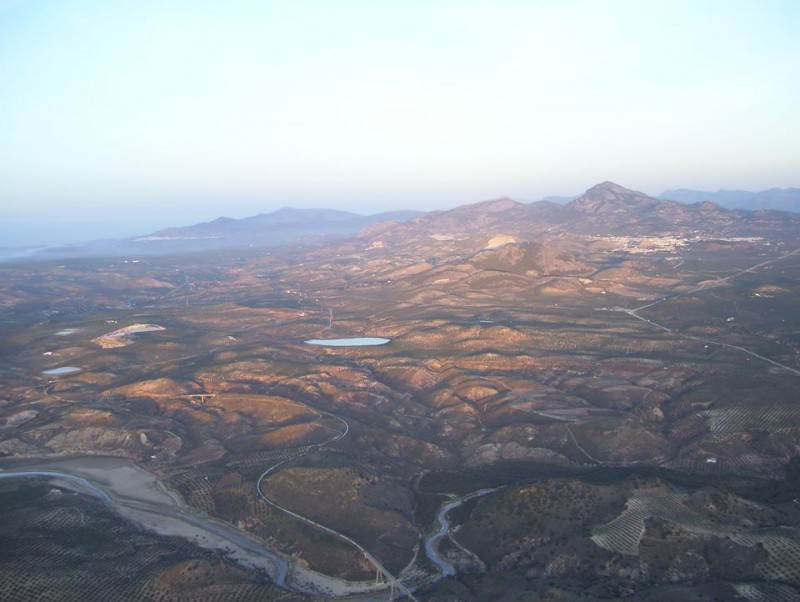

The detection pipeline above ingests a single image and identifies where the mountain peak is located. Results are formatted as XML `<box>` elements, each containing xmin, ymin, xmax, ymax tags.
<box><xmin>469</xmin><ymin>196</ymin><xmax>523</xmax><ymax>212</ymax></box>
<box><xmin>584</xmin><ymin>181</ymin><xmax>646</xmax><ymax>199</ymax></box>
<box><xmin>435</xmin><ymin>196</ymin><xmax>523</xmax><ymax>219</ymax></box>
<box><xmin>569</xmin><ymin>182</ymin><xmax>655</xmax><ymax>214</ymax></box>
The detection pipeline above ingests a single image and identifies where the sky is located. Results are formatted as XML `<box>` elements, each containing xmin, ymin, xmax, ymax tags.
<box><xmin>1</xmin><ymin>0</ymin><xmax>799</xmax><ymax>245</ymax></box>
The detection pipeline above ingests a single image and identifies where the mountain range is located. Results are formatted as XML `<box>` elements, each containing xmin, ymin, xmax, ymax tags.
<box><xmin>357</xmin><ymin>181</ymin><xmax>800</xmax><ymax>249</ymax></box>
<box><xmin>12</xmin><ymin>182</ymin><xmax>800</xmax><ymax>261</ymax></box>
<box><xmin>135</xmin><ymin>207</ymin><xmax>423</xmax><ymax>247</ymax></box>
<box><xmin>27</xmin><ymin>207</ymin><xmax>424</xmax><ymax>259</ymax></box>
<box><xmin>660</xmin><ymin>186</ymin><xmax>800</xmax><ymax>212</ymax></box>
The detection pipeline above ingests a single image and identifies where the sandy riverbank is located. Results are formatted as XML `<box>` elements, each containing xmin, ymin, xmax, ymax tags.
<box><xmin>0</xmin><ymin>455</ymin><xmax>415</xmax><ymax>599</ymax></box>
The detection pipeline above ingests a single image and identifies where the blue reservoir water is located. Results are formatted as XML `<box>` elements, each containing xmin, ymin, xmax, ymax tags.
<box><xmin>304</xmin><ymin>337</ymin><xmax>390</xmax><ymax>347</ymax></box>
<box><xmin>42</xmin><ymin>366</ymin><xmax>82</xmax><ymax>375</ymax></box>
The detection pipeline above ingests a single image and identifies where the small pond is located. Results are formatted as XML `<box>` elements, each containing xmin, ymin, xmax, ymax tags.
<box><xmin>42</xmin><ymin>366</ymin><xmax>82</xmax><ymax>375</ymax></box>
<box><xmin>304</xmin><ymin>337</ymin><xmax>390</xmax><ymax>347</ymax></box>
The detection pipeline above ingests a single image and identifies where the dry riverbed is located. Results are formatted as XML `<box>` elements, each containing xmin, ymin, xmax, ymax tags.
<box><xmin>0</xmin><ymin>455</ymin><xmax>414</xmax><ymax>599</ymax></box>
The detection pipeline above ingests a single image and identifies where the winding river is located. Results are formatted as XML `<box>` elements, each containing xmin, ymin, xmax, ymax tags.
<box><xmin>0</xmin><ymin>458</ymin><xmax>290</xmax><ymax>587</ymax></box>
<box><xmin>0</xmin><ymin>470</ymin><xmax>112</xmax><ymax>503</ymax></box>
<box><xmin>424</xmin><ymin>488</ymin><xmax>500</xmax><ymax>576</ymax></box>
<box><xmin>1</xmin><ymin>457</ymin><xmax>499</xmax><ymax>599</ymax></box>
<box><xmin>0</xmin><ymin>455</ymin><xmax>423</xmax><ymax>599</ymax></box>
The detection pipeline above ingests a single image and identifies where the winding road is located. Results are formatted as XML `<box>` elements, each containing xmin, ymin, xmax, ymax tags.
<box><xmin>255</xmin><ymin>408</ymin><xmax>419</xmax><ymax>601</ymax></box>
<box><xmin>3</xmin><ymin>401</ymin><xmax>455</xmax><ymax>599</ymax></box>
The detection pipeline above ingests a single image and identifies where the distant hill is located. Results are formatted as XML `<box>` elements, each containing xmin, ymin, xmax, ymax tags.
<box><xmin>137</xmin><ymin>207</ymin><xmax>423</xmax><ymax>246</ymax></box>
<box><xmin>29</xmin><ymin>207</ymin><xmax>424</xmax><ymax>259</ymax></box>
<box><xmin>660</xmin><ymin>187</ymin><xmax>800</xmax><ymax>212</ymax></box>
<box><xmin>542</xmin><ymin>195</ymin><xmax>577</xmax><ymax>204</ymax></box>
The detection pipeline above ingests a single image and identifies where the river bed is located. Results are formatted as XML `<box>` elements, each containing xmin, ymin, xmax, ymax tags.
<box><xmin>0</xmin><ymin>456</ymin><xmax>415</xmax><ymax>599</ymax></box>
<box><xmin>0</xmin><ymin>457</ymin><xmax>288</xmax><ymax>585</ymax></box>
<box><xmin>424</xmin><ymin>488</ymin><xmax>500</xmax><ymax>576</ymax></box>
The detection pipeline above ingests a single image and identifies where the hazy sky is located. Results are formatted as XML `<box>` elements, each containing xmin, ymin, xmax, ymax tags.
<box><xmin>1</xmin><ymin>0</ymin><xmax>798</xmax><ymax>244</ymax></box>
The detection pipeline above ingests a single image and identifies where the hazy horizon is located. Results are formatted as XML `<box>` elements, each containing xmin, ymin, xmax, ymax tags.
<box><xmin>5</xmin><ymin>181</ymin><xmax>800</xmax><ymax>249</ymax></box>
<box><xmin>1</xmin><ymin>0</ymin><xmax>799</xmax><ymax>246</ymax></box>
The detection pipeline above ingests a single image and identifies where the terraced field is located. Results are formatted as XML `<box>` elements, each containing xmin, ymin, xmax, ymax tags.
<box><xmin>592</xmin><ymin>486</ymin><xmax>800</xmax><ymax>587</ymax></box>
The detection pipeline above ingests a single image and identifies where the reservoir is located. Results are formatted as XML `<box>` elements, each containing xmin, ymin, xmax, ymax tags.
<box><xmin>304</xmin><ymin>337</ymin><xmax>390</xmax><ymax>347</ymax></box>
<box><xmin>42</xmin><ymin>366</ymin><xmax>82</xmax><ymax>375</ymax></box>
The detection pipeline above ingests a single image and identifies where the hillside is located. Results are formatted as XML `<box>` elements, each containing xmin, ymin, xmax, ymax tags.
<box><xmin>2</xmin><ymin>181</ymin><xmax>800</xmax><ymax>600</ymax></box>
